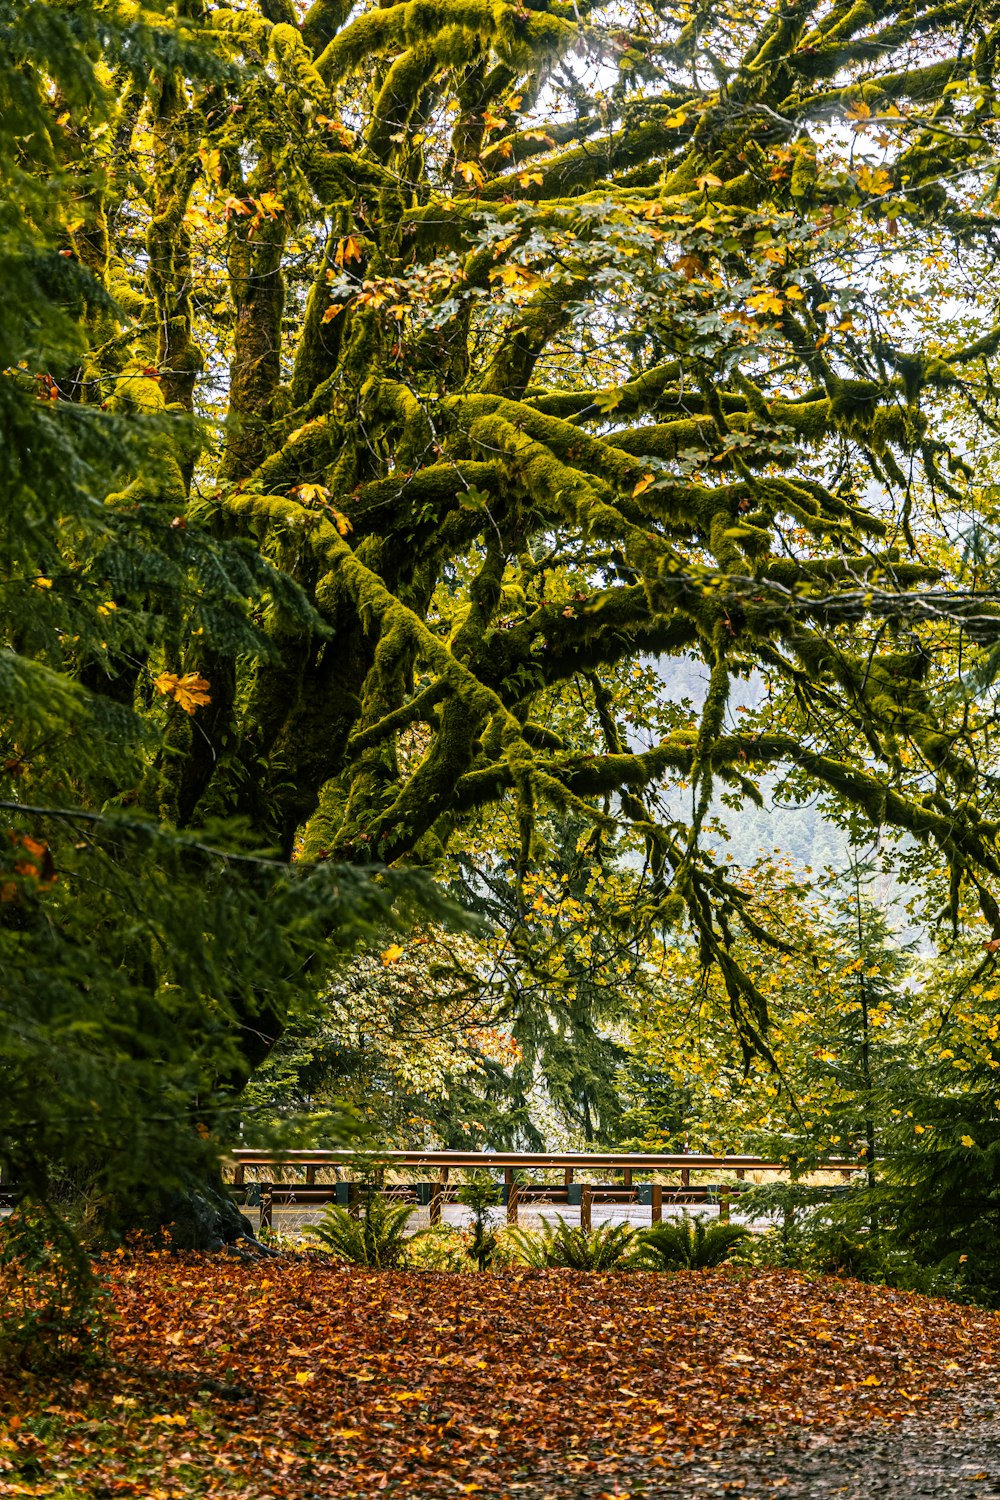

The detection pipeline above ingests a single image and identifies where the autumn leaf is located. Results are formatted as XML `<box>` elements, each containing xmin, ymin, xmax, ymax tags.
<box><xmin>335</xmin><ymin>234</ymin><xmax>363</xmax><ymax>267</ymax></box>
<box><xmin>856</xmin><ymin>164</ymin><xmax>893</xmax><ymax>196</ymax></box>
<box><xmin>695</xmin><ymin>171</ymin><xmax>722</xmax><ymax>189</ymax></box>
<box><xmin>633</xmin><ymin>473</ymin><xmax>656</xmax><ymax>496</ymax></box>
<box><xmin>293</xmin><ymin>482</ymin><xmax>331</xmax><ymax>504</ymax></box>
<box><xmin>153</xmin><ymin>671</ymin><xmax>212</xmax><ymax>714</ymax></box>
<box><xmin>747</xmin><ymin>290</ymin><xmax>786</xmax><ymax>316</ymax></box>
<box><xmin>251</xmin><ymin>190</ymin><xmax>284</xmax><ymax>218</ymax></box>
<box><xmin>458</xmin><ymin>160</ymin><xmax>486</xmax><ymax>188</ymax></box>
<box><xmin>381</xmin><ymin>943</ymin><xmax>405</xmax><ymax>964</ymax></box>
<box><xmin>518</xmin><ymin>171</ymin><xmax>544</xmax><ymax>187</ymax></box>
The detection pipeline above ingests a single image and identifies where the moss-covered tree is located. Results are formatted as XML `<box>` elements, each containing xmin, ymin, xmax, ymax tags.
<box><xmin>12</xmin><ymin>0</ymin><xmax>1000</xmax><ymax>1160</ymax></box>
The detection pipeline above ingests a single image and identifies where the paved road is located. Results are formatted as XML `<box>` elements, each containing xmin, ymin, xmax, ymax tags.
<box><xmin>262</xmin><ymin>1201</ymin><xmax>747</xmax><ymax>1238</ymax></box>
<box><xmin>500</xmin><ymin>1390</ymin><xmax>1000</xmax><ymax>1499</ymax></box>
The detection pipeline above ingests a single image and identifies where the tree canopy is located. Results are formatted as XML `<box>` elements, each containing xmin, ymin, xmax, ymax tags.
<box><xmin>8</xmin><ymin>0</ymin><xmax>1000</xmax><ymax>1207</ymax></box>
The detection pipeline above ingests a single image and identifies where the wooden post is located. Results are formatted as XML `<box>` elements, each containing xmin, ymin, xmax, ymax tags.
<box><xmin>719</xmin><ymin>1184</ymin><xmax>730</xmax><ymax>1222</ymax></box>
<box><xmin>305</xmin><ymin>1163</ymin><xmax>316</xmax><ymax>1185</ymax></box>
<box><xmin>507</xmin><ymin>1178</ymin><xmax>520</xmax><ymax>1225</ymax></box>
<box><xmin>430</xmin><ymin>1167</ymin><xmax>447</xmax><ymax>1226</ymax></box>
<box><xmin>580</xmin><ymin>1184</ymin><xmax>593</xmax><ymax>1232</ymax></box>
<box><xmin>564</xmin><ymin>1166</ymin><xmax>574</xmax><ymax>1187</ymax></box>
<box><xmin>348</xmin><ymin>1181</ymin><xmax>360</xmax><ymax>1219</ymax></box>
<box><xmin>651</xmin><ymin>1184</ymin><xmax>662</xmax><ymax>1225</ymax></box>
<box><xmin>622</xmin><ymin>1167</ymin><xmax>633</xmax><ymax>1189</ymax></box>
<box><xmin>735</xmin><ymin>1168</ymin><xmax>746</xmax><ymax>1182</ymax></box>
<box><xmin>260</xmin><ymin>1181</ymin><xmax>272</xmax><ymax>1230</ymax></box>
<box><xmin>680</xmin><ymin>1166</ymin><xmax>690</xmax><ymax>1191</ymax></box>
<box><xmin>233</xmin><ymin>1162</ymin><xmax>245</xmax><ymax>1189</ymax></box>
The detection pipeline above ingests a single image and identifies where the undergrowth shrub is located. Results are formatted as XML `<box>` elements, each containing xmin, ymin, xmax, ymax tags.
<box><xmin>506</xmin><ymin>1217</ymin><xmax>635</xmax><ymax>1270</ymax></box>
<box><xmin>304</xmin><ymin>1194</ymin><xmax>415</xmax><ymax>1268</ymax></box>
<box><xmin>404</xmin><ymin>1224</ymin><xmax>471</xmax><ymax>1271</ymax></box>
<box><xmin>633</xmin><ymin>1213</ymin><xmax>750</xmax><ymax>1271</ymax></box>
<box><xmin>0</xmin><ymin>1209</ymin><xmax>110</xmax><ymax>1372</ymax></box>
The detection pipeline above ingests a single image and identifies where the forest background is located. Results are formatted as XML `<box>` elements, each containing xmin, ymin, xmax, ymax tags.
<box><xmin>7</xmin><ymin>0</ymin><xmax>1000</xmax><ymax>1298</ymax></box>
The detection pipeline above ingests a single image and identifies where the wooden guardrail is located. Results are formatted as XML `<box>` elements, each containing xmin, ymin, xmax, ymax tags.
<box><xmin>228</xmin><ymin>1150</ymin><xmax>860</xmax><ymax>1232</ymax></box>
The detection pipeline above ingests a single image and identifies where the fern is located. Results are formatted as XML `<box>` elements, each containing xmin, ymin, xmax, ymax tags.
<box><xmin>304</xmin><ymin>1194</ymin><xmax>416</xmax><ymax>1268</ymax></box>
<box><xmin>633</xmin><ymin>1214</ymin><xmax>750</xmax><ymax>1271</ymax></box>
<box><xmin>507</xmin><ymin>1217</ymin><xmax>636</xmax><ymax>1271</ymax></box>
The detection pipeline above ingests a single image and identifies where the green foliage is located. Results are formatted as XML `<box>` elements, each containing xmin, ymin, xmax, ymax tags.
<box><xmin>456</xmin><ymin>1171</ymin><xmax>502</xmax><ymax>1270</ymax></box>
<box><xmin>404</xmin><ymin>1223</ymin><xmax>471</xmax><ymax>1272</ymax></box>
<box><xmin>506</xmin><ymin>1216</ymin><xmax>635</xmax><ymax>1271</ymax></box>
<box><xmin>304</xmin><ymin>1192</ymin><xmax>417</xmax><ymax>1268</ymax></box>
<box><xmin>633</xmin><ymin>1214</ymin><xmax>750</xmax><ymax>1272</ymax></box>
<box><xmin>11</xmin><ymin>0</ymin><xmax>1000</xmax><ymax>1262</ymax></box>
<box><xmin>0</xmin><ymin>1209</ymin><xmax>110</xmax><ymax>1373</ymax></box>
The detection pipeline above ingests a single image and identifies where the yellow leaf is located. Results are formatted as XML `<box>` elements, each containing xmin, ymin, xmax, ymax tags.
<box><xmin>747</xmin><ymin>290</ymin><xmax>785</xmax><ymax>316</ymax></box>
<box><xmin>198</xmin><ymin>146</ymin><xmax>222</xmax><ymax>184</ymax></box>
<box><xmin>329</xmin><ymin>1427</ymin><xmax>364</xmax><ymax>1438</ymax></box>
<box><xmin>321</xmin><ymin>303</ymin><xmax>344</xmax><ymax>323</ymax></box>
<box><xmin>632</xmin><ymin>473</ymin><xmax>655</xmax><ymax>496</ymax></box>
<box><xmin>34</xmin><ymin>577</ymin><xmax>53</xmax><ymax>589</ymax></box>
<box><xmin>696</xmin><ymin>171</ymin><xmax>722</xmax><ymax>189</ymax></box>
<box><xmin>153</xmin><ymin>671</ymin><xmax>212</xmax><ymax>715</ymax></box>
<box><xmin>331</xmin><ymin>508</ymin><xmax>353</xmax><ymax>537</ymax></box>
<box><xmin>293</xmin><ymin>482</ymin><xmax>330</xmax><ymax>504</ymax></box>
<box><xmin>845</xmin><ymin>100</ymin><xmax>872</xmax><ymax>123</ymax></box>
<box><xmin>381</xmin><ymin>943</ymin><xmax>405</xmax><ymax>965</ymax></box>
<box><xmin>335</xmin><ymin>234</ymin><xmax>363</xmax><ymax>267</ymax></box>
<box><xmin>294</xmin><ymin>1371</ymin><xmax>314</xmax><ymax>1385</ymax></box>
<box><xmin>860</xmin><ymin>1374</ymin><xmax>882</xmax><ymax>1387</ymax></box>
<box><xmin>961</xmin><ymin>1134</ymin><xmax>975</xmax><ymax>1147</ymax></box>
<box><xmin>458</xmin><ymin>160</ymin><xmax>486</xmax><ymax>188</ymax></box>
<box><xmin>253</xmin><ymin>190</ymin><xmax>284</xmax><ymax>218</ymax></box>
<box><xmin>856</xmin><ymin>164</ymin><xmax>893</xmax><ymax>196</ymax></box>
<box><xmin>665</xmin><ymin>110</ymin><xmax>688</xmax><ymax>128</ymax></box>
<box><xmin>518</xmin><ymin>171</ymin><xmax>544</xmax><ymax>187</ymax></box>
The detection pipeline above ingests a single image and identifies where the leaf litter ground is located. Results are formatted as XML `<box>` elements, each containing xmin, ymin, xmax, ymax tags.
<box><xmin>2</xmin><ymin>1255</ymin><xmax>1000</xmax><ymax>1497</ymax></box>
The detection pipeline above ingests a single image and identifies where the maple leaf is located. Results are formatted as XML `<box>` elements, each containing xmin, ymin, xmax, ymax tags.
<box><xmin>153</xmin><ymin>671</ymin><xmax>212</xmax><ymax>714</ymax></box>
<box><xmin>252</xmin><ymin>190</ymin><xmax>284</xmax><ymax>218</ymax></box>
<box><xmin>696</xmin><ymin>171</ymin><xmax>722</xmax><ymax>189</ymax></box>
<box><xmin>458</xmin><ymin>160</ymin><xmax>486</xmax><ymax>188</ymax></box>
<box><xmin>632</xmin><ymin>473</ymin><xmax>655</xmax><ymax>496</ymax></box>
<box><xmin>747</xmin><ymin>290</ymin><xmax>786</xmax><ymax>316</ymax></box>
<box><xmin>518</xmin><ymin>171</ymin><xmax>544</xmax><ymax>187</ymax></box>
<box><xmin>293</xmin><ymin>482</ymin><xmax>331</xmax><ymax>504</ymax></box>
<box><xmin>381</xmin><ymin>943</ymin><xmax>405</xmax><ymax>964</ymax></box>
<box><xmin>335</xmin><ymin>234</ymin><xmax>362</xmax><ymax>267</ymax></box>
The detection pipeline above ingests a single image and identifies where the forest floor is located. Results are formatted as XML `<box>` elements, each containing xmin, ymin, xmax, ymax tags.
<box><xmin>1</xmin><ymin>1254</ymin><xmax>999</xmax><ymax>1498</ymax></box>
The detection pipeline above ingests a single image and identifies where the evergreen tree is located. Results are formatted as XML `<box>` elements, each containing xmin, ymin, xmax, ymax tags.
<box><xmin>0</xmin><ymin>0</ymin><xmax>436</xmax><ymax>1245</ymax></box>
